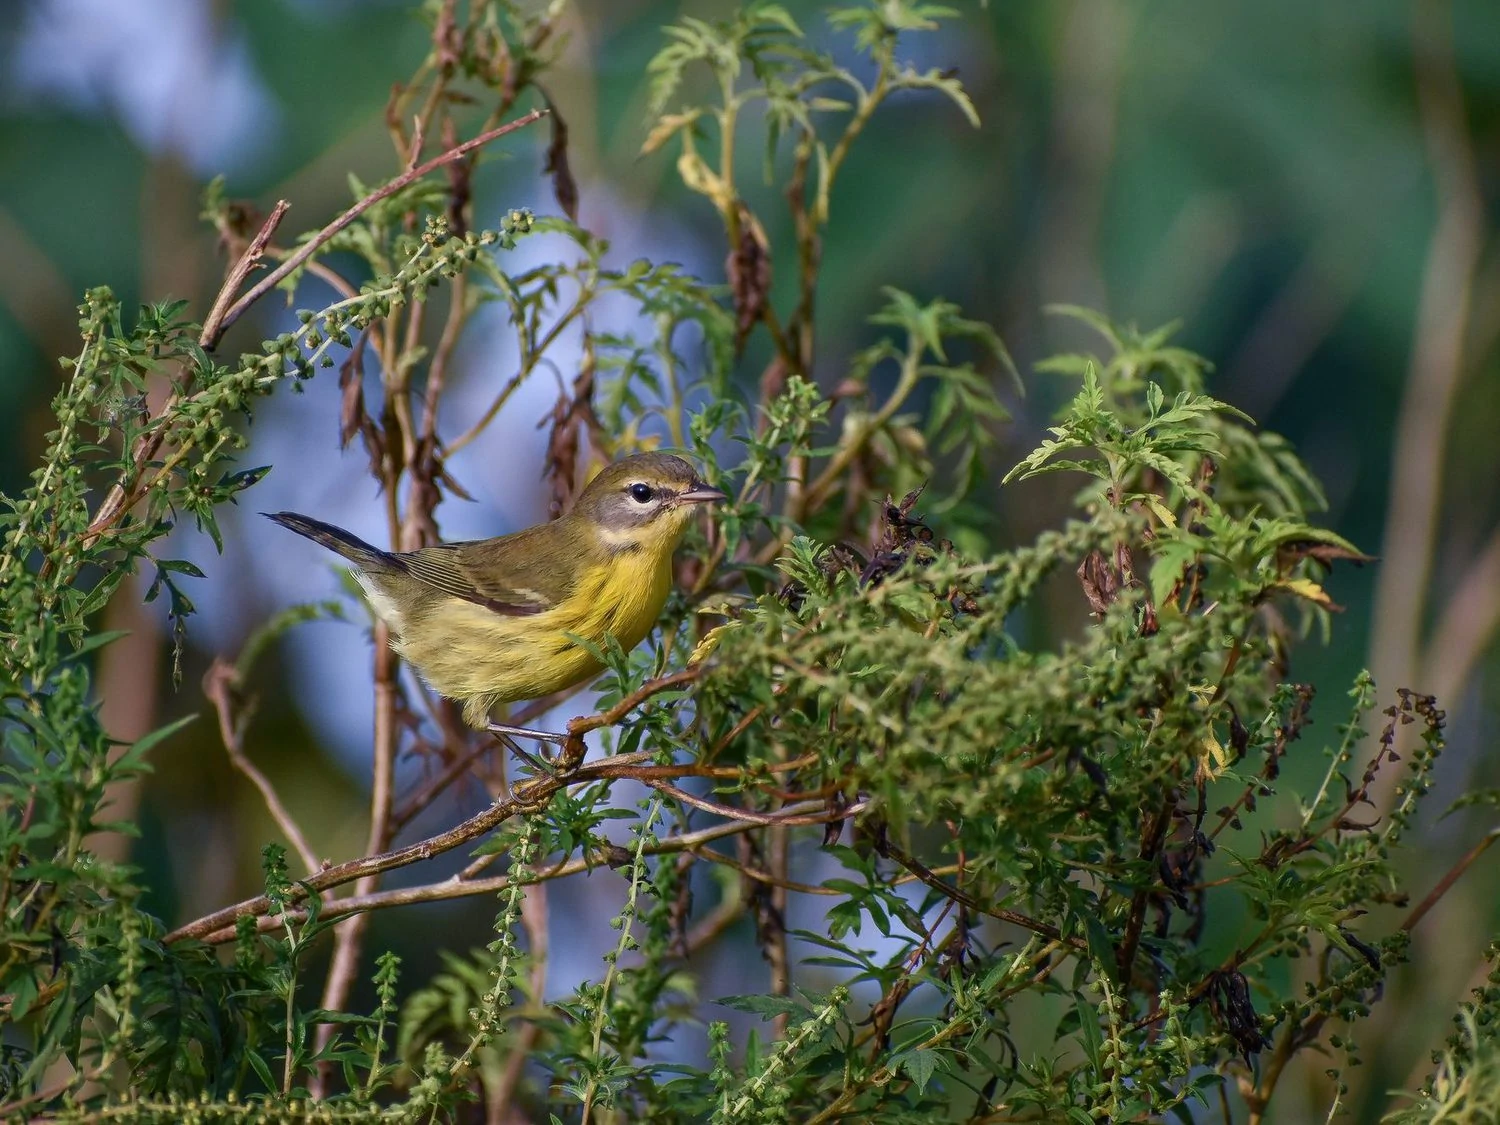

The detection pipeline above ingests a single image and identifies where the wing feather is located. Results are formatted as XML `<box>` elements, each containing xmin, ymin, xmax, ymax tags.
<box><xmin>394</xmin><ymin>522</ymin><xmax>581</xmax><ymax>616</ymax></box>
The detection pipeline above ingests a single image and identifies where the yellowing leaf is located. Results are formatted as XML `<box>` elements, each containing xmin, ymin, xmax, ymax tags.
<box><xmin>1197</xmin><ymin>731</ymin><xmax>1229</xmax><ymax>781</ymax></box>
<box><xmin>675</xmin><ymin>133</ymin><xmax>729</xmax><ymax>209</ymax></box>
<box><xmin>640</xmin><ymin>110</ymin><xmax>700</xmax><ymax>156</ymax></box>
<box><xmin>1141</xmin><ymin>494</ymin><xmax>1178</xmax><ymax>528</ymax></box>
<box><xmin>689</xmin><ymin>622</ymin><xmax>739</xmax><ymax>665</ymax></box>
<box><xmin>1276</xmin><ymin>578</ymin><xmax>1334</xmax><ymax>609</ymax></box>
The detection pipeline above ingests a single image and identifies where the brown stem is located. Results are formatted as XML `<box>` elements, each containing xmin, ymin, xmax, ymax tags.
<box><xmin>194</xmin><ymin>804</ymin><xmax>824</xmax><ymax>945</ymax></box>
<box><xmin>1114</xmin><ymin>796</ymin><xmax>1173</xmax><ymax>982</ymax></box>
<box><xmin>767</xmin><ymin>741</ymin><xmax>792</xmax><ymax>1038</ymax></box>
<box><xmin>688</xmin><ymin>847</ymin><xmax>834</xmax><ymax>896</ymax></box>
<box><xmin>1402</xmin><ymin>826</ymin><xmax>1500</xmax><ymax>932</ymax></box>
<box><xmin>566</xmin><ymin>668</ymin><xmax>702</xmax><ymax>738</ymax></box>
<box><xmin>214</xmin><ymin>110</ymin><xmax>546</xmax><ymax>342</ymax></box>
<box><xmin>199</xmin><ymin>199</ymin><xmax>290</xmax><ymax>346</ymax></box>
<box><xmin>165</xmin><ymin>775</ymin><xmax>543</xmax><ymax>944</ymax></box>
<box><xmin>310</xmin><ymin>631</ymin><xmax>399</xmax><ymax>1093</ymax></box>
<box><xmin>203</xmin><ymin>658</ymin><xmax>321</xmax><ymax>876</ymax></box>
<box><xmin>875</xmin><ymin>837</ymin><xmax>1085</xmax><ymax>953</ymax></box>
<box><xmin>167</xmin><ymin>742</ymin><xmax>798</xmax><ymax>945</ymax></box>
<box><xmin>642</xmin><ymin>779</ymin><xmax>862</xmax><ymax>827</ymax></box>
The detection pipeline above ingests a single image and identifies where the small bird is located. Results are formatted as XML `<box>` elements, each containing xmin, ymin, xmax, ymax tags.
<box><xmin>266</xmin><ymin>452</ymin><xmax>725</xmax><ymax>739</ymax></box>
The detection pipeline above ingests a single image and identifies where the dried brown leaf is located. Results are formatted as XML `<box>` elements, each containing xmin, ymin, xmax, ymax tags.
<box><xmin>538</xmin><ymin>351</ymin><xmax>605</xmax><ymax>518</ymax></box>
<box><xmin>1078</xmin><ymin>550</ymin><xmax>1118</xmax><ymax>618</ymax></box>
<box><xmin>727</xmin><ymin>202</ymin><xmax>771</xmax><ymax>352</ymax></box>
<box><xmin>541</xmin><ymin>88</ymin><xmax>579</xmax><ymax>223</ymax></box>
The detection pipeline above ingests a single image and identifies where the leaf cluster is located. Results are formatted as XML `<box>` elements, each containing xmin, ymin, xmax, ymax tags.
<box><xmin>2</xmin><ymin>3</ymin><xmax>1496</xmax><ymax>1124</ymax></box>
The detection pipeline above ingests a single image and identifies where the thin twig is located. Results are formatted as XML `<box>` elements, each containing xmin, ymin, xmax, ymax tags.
<box><xmin>394</xmin><ymin>693</ymin><xmax>568</xmax><ymax>829</ymax></box>
<box><xmin>166</xmin><ymin>777</ymin><xmax>540</xmax><ymax>944</ymax></box>
<box><xmin>194</xmin><ymin>804</ymin><xmax>827</xmax><ymax>944</ymax></box>
<box><xmin>688</xmin><ymin>845</ymin><xmax>835</xmax><ymax>896</ymax></box>
<box><xmin>1402</xmin><ymin>826</ymin><xmax>1500</xmax><ymax>932</ymax></box>
<box><xmin>78</xmin><ymin>113</ymin><xmax>546</xmax><ymax>553</ymax></box>
<box><xmin>566</xmin><ymin>667</ymin><xmax>703</xmax><ymax>738</ymax></box>
<box><xmin>80</xmin><ymin>202</ymin><xmax>287</xmax><ymax>547</ymax></box>
<box><xmin>200</xmin><ymin>200</ymin><xmax>291</xmax><ymax>347</ymax></box>
<box><xmin>876</xmin><ymin>836</ymin><xmax>1085</xmax><ymax>953</ymax></box>
<box><xmin>766</xmin><ymin>822</ymin><xmax>793</xmax><ymax>1038</ymax></box>
<box><xmin>215</xmin><ymin>109</ymin><xmax>547</xmax><ymax>340</ymax></box>
<box><xmin>202</xmin><ymin>658</ymin><xmax>321</xmax><ymax>876</ymax></box>
<box><xmin>642</xmin><ymin>779</ymin><xmax>863</xmax><ymax>828</ymax></box>
<box><xmin>168</xmin><ymin>744</ymin><xmax>825</xmax><ymax>945</ymax></box>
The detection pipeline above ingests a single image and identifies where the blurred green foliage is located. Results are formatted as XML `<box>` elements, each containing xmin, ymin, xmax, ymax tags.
<box><xmin>2</xmin><ymin>0</ymin><xmax>1498</xmax><ymax>1121</ymax></box>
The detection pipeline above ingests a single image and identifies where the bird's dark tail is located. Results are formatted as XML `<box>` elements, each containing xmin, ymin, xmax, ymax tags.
<box><xmin>263</xmin><ymin>512</ymin><xmax>397</xmax><ymax>573</ymax></box>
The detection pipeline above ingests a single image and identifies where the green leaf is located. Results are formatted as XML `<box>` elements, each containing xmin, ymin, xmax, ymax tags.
<box><xmin>896</xmin><ymin>1047</ymin><xmax>940</xmax><ymax>1094</ymax></box>
<box><xmin>716</xmin><ymin>994</ymin><xmax>802</xmax><ymax>1019</ymax></box>
<box><xmin>126</xmin><ymin>713</ymin><xmax>199</xmax><ymax>762</ymax></box>
<box><xmin>60</xmin><ymin>629</ymin><xmax>132</xmax><ymax>663</ymax></box>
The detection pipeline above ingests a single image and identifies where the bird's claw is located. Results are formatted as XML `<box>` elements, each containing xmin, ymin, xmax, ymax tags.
<box><xmin>485</xmin><ymin>723</ymin><xmax>587</xmax><ymax>781</ymax></box>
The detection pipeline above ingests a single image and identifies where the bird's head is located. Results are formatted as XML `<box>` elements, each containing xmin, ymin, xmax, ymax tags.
<box><xmin>570</xmin><ymin>452</ymin><xmax>726</xmax><ymax>554</ymax></box>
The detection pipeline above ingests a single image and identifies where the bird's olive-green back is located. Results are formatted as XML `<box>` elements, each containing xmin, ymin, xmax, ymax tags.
<box><xmin>390</xmin><ymin>520</ymin><xmax>597</xmax><ymax>615</ymax></box>
<box><xmin>378</xmin><ymin>452</ymin><xmax>703</xmax><ymax>615</ymax></box>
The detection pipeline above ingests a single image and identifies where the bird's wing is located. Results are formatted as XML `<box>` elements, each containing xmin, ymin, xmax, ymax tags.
<box><xmin>396</xmin><ymin>523</ymin><xmax>578</xmax><ymax>616</ymax></box>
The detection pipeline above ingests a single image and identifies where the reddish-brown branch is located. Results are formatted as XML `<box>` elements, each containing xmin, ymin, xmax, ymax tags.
<box><xmin>1402</xmin><ymin>826</ymin><xmax>1500</xmax><ymax>933</ymax></box>
<box><xmin>566</xmin><ymin>668</ymin><xmax>703</xmax><ymax>739</ymax></box>
<box><xmin>215</xmin><ymin>110</ymin><xmax>546</xmax><ymax>341</ymax></box>
<box><xmin>874</xmin><ymin>837</ymin><xmax>1084</xmax><ymax>953</ymax></box>
<box><xmin>203</xmin><ymin>658</ymin><xmax>321</xmax><ymax>876</ymax></box>
<box><xmin>165</xmin><ymin>772</ymin><xmax>545</xmax><ymax>944</ymax></box>
<box><xmin>200</xmin><ymin>199</ymin><xmax>290</xmax><ymax>347</ymax></box>
<box><xmin>166</xmin><ymin>721</ymin><xmax>805</xmax><ymax>946</ymax></box>
<box><xmin>584</xmin><ymin>752</ymin><xmax>818</xmax><ymax>784</ymax></box>
<box><xmin>189</xmin><ymin>801</ymin><xmax>831</xmax><ymax>945</ymax></box>
<box><xmin>642</xmin><ymin>779</ymin><xmax>861</xmax><ymax>827</ymax></box>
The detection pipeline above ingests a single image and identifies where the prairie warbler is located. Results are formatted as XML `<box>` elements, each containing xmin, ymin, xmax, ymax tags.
<box><xmin>267</xmin><ymin>452</ymin><xmax>724</xmax><ymax>743</ymax></box>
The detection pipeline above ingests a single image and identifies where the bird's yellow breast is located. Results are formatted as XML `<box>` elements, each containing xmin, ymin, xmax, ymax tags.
<box><xmin>388</xmin><ymin>545</ymin><xmax>674</xmax><ymax>725</ymax></box>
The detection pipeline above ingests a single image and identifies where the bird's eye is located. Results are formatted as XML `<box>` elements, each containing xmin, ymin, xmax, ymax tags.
<box><xmin>629</xmin><ymin>483</ymin><xmax>655</xmax><ymax>504</ymax></box>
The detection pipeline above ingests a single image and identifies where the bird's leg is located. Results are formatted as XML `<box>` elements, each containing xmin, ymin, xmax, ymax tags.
<box><xmin>485</xmin><ymin>722</ymin><xmax>570</xmax><ymax>746</ymax></box>
<box><xmin>491</xmin><ymin>732</ymin><xmax>552</xmax><ymax>776</ymax></box>
<box><xmin>485</xmin><ymin>723</ymin><xmax>588</xmax><ymax>778</ymax></box>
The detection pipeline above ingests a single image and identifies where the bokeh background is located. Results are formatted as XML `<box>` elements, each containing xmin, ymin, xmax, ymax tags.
<box><xmin>3</xmin><ymin>0</ymin><xmax>1499</xmax><ymax>1118</ymax></box>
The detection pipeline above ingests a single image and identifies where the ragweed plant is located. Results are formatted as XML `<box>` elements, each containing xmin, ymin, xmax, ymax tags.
<box><xmin>2</xmin><ymin>2</ymin><xmax>1497</xmax><ymax>1123</ymax></box>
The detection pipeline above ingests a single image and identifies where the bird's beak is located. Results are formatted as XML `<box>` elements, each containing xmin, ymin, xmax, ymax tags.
<box><xmin>678</xmin><ymin>482</ymin><xmax>728</xmax><ymax>504</ymax></box>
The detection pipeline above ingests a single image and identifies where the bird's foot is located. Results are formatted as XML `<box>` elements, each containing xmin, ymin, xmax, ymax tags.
<box><xmin>485</xmin><ymin>721</ymin><xmax>570</xmax><ymax>747</ymax></box>
<box><xmin>485</xmin><ymin>722</ymin><xmax>586</xmax><ymax>779</ymax></box>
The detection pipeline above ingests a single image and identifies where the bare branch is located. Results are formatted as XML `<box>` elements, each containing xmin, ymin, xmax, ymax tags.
<box><xmin>213</xmin><ymin>109</ymin><xmax>547</xmax><ymax>344</ymax></box>
<box><xmin>202</xmin><ymin>657</ymin><xmax>321</xmax><ymax>877</ymax></box>
<box><xmin>199</xmin><ymin>199</ymin><xmax>290</xmax><ymax>347</ymax></box>
<box><xmin>1402</xmin><ymin>826</ymin><xmax>1500</xmax><ymax>933</ymax></box>
<box><xmin>193</xmin><ymin>802</ymin><xmax>830</xmax><ymax>945</ymax></box>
